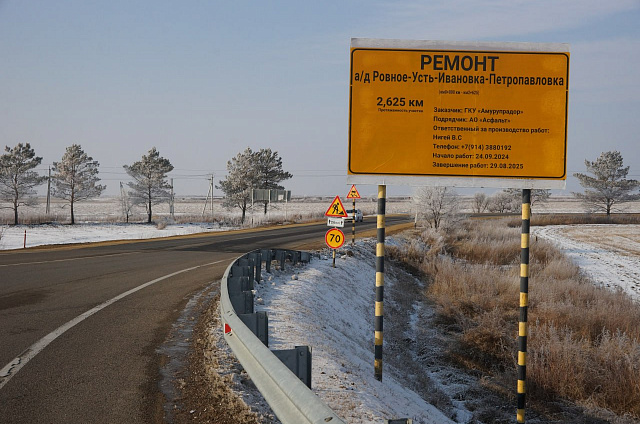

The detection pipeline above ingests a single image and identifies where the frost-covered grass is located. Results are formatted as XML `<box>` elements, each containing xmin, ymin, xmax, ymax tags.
<box><xmin>388</xmin><ymin>220</ymin><xmax>640</xmax><ymax>420</ymax></box>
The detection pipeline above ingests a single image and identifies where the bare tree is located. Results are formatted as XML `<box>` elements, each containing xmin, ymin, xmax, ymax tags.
<box><xmin>573</xmin><ymin>151</ymin><xmax>639</xmax><ymax>215</ymax></box>
<box><xmin>488</xmin><ymin>190</ymin><xmax>518</xmax><ymax>214</ymax></box>
<box><xmin>413</xmin><ymin>186</ymin><xmax>460</xmax><ymax>231</ymax></box>
<box><xmin>52</xmin><ymin>144</ymin><xmax>106</xmax><ymax>224</ymax></box>
<box><xmin>0</xmin><ymin>143</ymin><xmax>46</xmax><ymax>225</ymax></box>
<box><xmin>119</xmin><ymin>182</ymin><xmax>135</xmax><ymax>223</ymax></box>
<box><xmin>502</xmin><ymin>188</ymin><xmax>552</xmax><ymax>212</ymax></box>
<box><xmin>123</xmin><ymin>147</ymin><xmax>174</xmax><ymax>223</ymax></box>
<box><xmin>471</xmin><ymin>192</ymin><xmax>489</xmax><ymax>214</ymax></box>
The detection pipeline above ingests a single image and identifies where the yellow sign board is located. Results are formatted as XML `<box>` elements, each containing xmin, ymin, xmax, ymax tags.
<box><xmin>348</xmin><ymin>39</ymin><xmax>570</xmax><ymax>187</ymax></box>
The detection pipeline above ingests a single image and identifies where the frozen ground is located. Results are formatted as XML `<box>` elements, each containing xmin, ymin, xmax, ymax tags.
<box><xmin>0</xmin><ymin>223</ymin><xmax>232</xmax><ymax>250</ymax></box>
<box><xmin>534</xmin><ymin>225</ymin><xmax>640</xmax><ymax>301</ymax></box>
<box><xmin>253</xmin><ymin>241</ymin><xmax>463</xmax><ymax>424</ymax></box>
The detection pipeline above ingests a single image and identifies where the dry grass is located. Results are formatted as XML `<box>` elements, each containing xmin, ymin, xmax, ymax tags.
<box><xmin>501</xmin><ymin>213</ymin><xmax>640</xmax><ymax>227</ymax></box>
<box><xmin>391</xmin><ymin>218</ymin><xmax>640</xmax><ymax>419</ymax></box>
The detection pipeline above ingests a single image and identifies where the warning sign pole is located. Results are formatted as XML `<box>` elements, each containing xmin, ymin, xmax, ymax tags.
<box><xmin>351</xmin><ymin>198</ymin><xmax>356</xmax><ymax>245</ymax></box>
<box><xmin>374</xmin><ymin>184</ymin><xmax>386</xmax><ymax>381</ymax></box>
<box><xmin>347</xmin><ymin>185</ymin><xmax>361</xmax><ymax>246</ymax></box>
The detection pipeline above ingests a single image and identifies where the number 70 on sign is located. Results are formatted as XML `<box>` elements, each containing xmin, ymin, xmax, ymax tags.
<box><xmin>325</xmin><ymin>228</ymin><xmax>345</xmax><ymax>249</ymax></box>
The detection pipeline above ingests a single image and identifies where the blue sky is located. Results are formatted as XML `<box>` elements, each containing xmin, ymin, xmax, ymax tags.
<box><xmin>1</xmin><ymin>0</ymin><xmax>639</xmax><ymax>198</ymax></box>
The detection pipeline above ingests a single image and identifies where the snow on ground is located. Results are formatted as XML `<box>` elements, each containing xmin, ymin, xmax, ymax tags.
<box><xmin>254</xmin><ymin>242</ymin><xmax>458</xmax><ymax>424</ymax></box>
<box><xmin>0</xmin><ymin>223</ymin><xmax>232</xmax><ymax>250</ymax></box>
<box><xmin>534</xmin><ymin>224</ymin><xmax>640</xmax><ymax>301</ymax></box>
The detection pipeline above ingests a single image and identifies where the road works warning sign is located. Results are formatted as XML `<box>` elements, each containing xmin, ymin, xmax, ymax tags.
<box><xmin>325</xmin><ymin>195</ymin><xmax>348</xmax><ymax>218</ymax></box>
<box><xmin>348</xmin><ymin>39</ymin><xmax>570</xmax><ymax>189</ymax></box>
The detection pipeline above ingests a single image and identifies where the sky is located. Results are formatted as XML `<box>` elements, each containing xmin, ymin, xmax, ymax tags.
<box><xmin>1</xmin><ymin>0</ymin><xmax>639</xmax><ymax>198</ymax></box>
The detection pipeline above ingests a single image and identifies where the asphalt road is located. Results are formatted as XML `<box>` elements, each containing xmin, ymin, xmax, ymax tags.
<box><xmin>0</xmin><ymin>216</ymin><xmax>411</xmax><ymax>423</ymax></box>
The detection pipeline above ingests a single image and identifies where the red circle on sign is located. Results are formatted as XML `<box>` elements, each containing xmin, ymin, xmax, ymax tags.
<box><xmin>325</xmin><ymin>228</ymin><xmax>345</xmax><ymax>249</ymax></box>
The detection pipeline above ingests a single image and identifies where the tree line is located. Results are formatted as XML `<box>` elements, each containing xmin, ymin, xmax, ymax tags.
<box><xmin>416</xmin><ymin>150</ymin><xmax>639</xmax><ymax>231</ymax></box>
<box><xmin>0</xmin><ymin>143</ymin><xmax>291</xmax><ymax>225</ymax></box>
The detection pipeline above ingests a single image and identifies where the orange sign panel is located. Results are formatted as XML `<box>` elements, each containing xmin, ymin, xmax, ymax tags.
<box><xmin>349</xmin><ymin>43</ymin><xmax>569</xmax><ymax>182</ymax></box>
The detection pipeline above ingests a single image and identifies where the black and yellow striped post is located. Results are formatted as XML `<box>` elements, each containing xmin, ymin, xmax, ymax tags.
<box><xmin>375</xmin><ymin>184</ymin><xmax>386</xmax><ymax>381</ymax></box>
<box><xmin>352</xmin><ymin>198</ymin><xmax>356</xmax><ymax>246</ymax></box>
<box><xmin>517</xmin><ymin>188</ymin><xmax>531</xmax><ymax>423</ymax></box>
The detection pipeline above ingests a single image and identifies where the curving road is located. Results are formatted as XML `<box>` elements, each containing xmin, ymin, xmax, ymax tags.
<box><xmin>0</xmin><ymin>216</ymin><xmax>411</xmax><ymax>423</ymax></box>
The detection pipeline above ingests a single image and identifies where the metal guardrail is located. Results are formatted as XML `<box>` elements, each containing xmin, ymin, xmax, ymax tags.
<box><xmin>220</xmin><ymin>249</ymin><xmax>347</xmax><ymax>424</ymax></box>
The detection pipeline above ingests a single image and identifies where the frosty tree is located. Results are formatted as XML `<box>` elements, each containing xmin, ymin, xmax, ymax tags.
<box><xmin>573</xmin><ymin>150</ymin><xmax>639</xmax><ymax>215</ymax></box>
<box><xmin>413</xmin><ymin>186</ymin><xmax>460</xmax><ymax>231</ymax></box>
<box><xmin>217</xmin><ymin>147</ymin><xmax>257</xmax><ymax>224</ymax></box>
<box><xmin>503</xmin><ymin>188</ymin><xmax>551</xmax><ymax>211</ymax></box>
<box><xmin>123</xmin><ymin>147</ymin><xmax>174</xmax><ymax>223</ymax></box>
<box><xmin>52</xmin><ymin>144</ymin><xmax>106</xmax><ymax>224</ymax></box>
<box><xmin>0</xmin><ymin>143</ymin><xmax>46</xmax><ymax>225</ymax></box>
<box><xmin>218</xmin><ymin>147</ymin><xmax>293</xmax><ymax>222</ymax></box>
<box><xmin>254</xmin><ymin>148</ymin><xmax>292</xmax><ymax>214</ymax></box>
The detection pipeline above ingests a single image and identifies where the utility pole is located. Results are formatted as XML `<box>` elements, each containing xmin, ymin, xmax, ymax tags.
<box><xmin>46</xmin><ymin>167</ymin><xmax>51</xmax><ymax>215</ymax></box>
<box><xmin>210</xmin><ymin>174</ymin><xmax>214</xmax><ymax>219</ymax></box>
<box><xmin>120</xmin><ymin>182</ymin><xmax>129</xmax><ymax>223</ymax></box>
<box><xmin>170</xmin><ymin>178</ymin><xmax>175</xmax><ymax>220</ymax></box>
<box><xmin>202</xmin><ymin>174</ymin><xmax>215</xmax><ymax>220</ymax></box>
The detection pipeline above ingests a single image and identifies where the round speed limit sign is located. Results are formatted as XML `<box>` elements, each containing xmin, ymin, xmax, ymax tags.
<box><xmin>325</xmin><ymin>228</ymin><xmax>345</xmax><ymax>249</ymax></box>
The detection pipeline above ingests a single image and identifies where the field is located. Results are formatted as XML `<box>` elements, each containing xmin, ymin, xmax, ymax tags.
<box><xmin>2</xmin><ymin>195</ymin><xmax>640</xmax><ymax>226</ymax></box>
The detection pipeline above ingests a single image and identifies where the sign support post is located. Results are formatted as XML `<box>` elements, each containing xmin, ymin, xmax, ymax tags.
<box><xmin>352</xmin><ymin>198</ymin><xmax>356</xmax><ymax>245</ymax></box>
<box><xmin>374</xmin><ymin>184</ymin><xmax>386</xmax><ymax>381</ymax></box>
<box><xmin>347</xmin><ymin>185</ymin><xmax>361</xmax><ymax>246</ymax></box>
<box><xmin>518</xmin><ymin>189</ymin><xmax>531</xmax><ymax>423</ymax></box>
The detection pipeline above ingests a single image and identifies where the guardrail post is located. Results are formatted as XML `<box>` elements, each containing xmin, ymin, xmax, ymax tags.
<box><xmin>239</xmin><ymin>312</ymin><xmax>269</xmax><ymax>346</ymax></box>
<box><xmin>238</xmin><ymin>258</ymin><xmax>255</xmax><ymax>282</ymax></box>
<box><xmin>227</xmin><ymin>276</ymin><xmax>253</xmax><ymax>294</ymax></box>
<box><xmin>272</xmin><ymin>346</ymin><xmax>312</xmax><ymax>388</ymax></box>
<box><xmin>277</xmin><ymin>250</ymin><xmax>286</xmax><ymax>270</ymax></box>
<box><xmin>261</xmin><ymin>249</ymin><xmax>273</xmax><ymax>273</ymax></box>
<box><xmin>249</xmin><ymin>251</ymin><xmax>262</xmax><ymax>282</ymax></box>
<box><xmin>229</xmin><ymin>291</ymin><xmax>254</xmax><ymax>314</ymax></box>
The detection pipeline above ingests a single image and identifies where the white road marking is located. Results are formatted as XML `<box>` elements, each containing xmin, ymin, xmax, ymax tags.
<box><xmin>0</xmin><ymin>259</ymin><xmax>226</xmax><ymax>390</ymax></box>
<box><xmin>0</xmin><ymin>251</ymin><xmax>138</xmax><ymax>268</ymax></box>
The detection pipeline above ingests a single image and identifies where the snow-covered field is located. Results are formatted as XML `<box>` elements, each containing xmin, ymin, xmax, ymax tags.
<box><xmin>534</xmin><ymin>225</ymin><xmax>640</xmax><ymax>301</ymax></box>
<box><xmin>0</xmin><ymin>223</ymin><xmax>232</xmax><ymax>250</ymax></box>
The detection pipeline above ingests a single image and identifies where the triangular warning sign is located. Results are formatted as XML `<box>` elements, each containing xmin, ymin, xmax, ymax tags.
<box><xmin>346</xmin><ymin>184</ymin><xmax>361</xmax><ymax>199</ymax></box>
<box><xmin>325</xmin><ymin>195</ymin><xmax>348</xmax><ymax>217</ymax></box>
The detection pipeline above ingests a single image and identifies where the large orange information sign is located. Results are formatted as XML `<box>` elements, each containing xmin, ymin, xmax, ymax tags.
<box><xmin>348</xmin><ymin>39</ymin><xmax>570</xmax><ymax>189</ymax></box>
